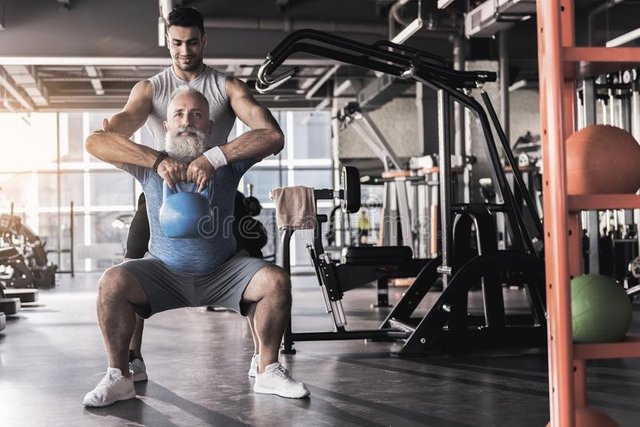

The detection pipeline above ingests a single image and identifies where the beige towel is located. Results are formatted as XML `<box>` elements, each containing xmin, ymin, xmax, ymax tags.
<box><xmin>271</xmin><ymin>186</ymin><xmax>317</xmax><ymax>230</ymax></box>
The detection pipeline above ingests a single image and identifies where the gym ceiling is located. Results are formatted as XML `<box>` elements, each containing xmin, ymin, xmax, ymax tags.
<box><xmin>0</xmin><ymin>0</ymin><xmax>637</xmax><ymax>112</ymax></box>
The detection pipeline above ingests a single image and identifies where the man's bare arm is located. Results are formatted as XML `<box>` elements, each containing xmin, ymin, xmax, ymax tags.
<box><xmin>85</xmin><ymin>131</ymin><xmax>188</xmax><ymax>189</ymax></box>
<box><xmin>104</xmin><ymin>80</ymin><xmax>153</xmax><ymax>137</ymax></box>
<box><xmin>187</xmin><ymin>78</ymin><xmax>284</xmax><ymax>191</ymax></box>
<box><xmin>85</xmin><ymin>131</ymin><xmax>159</xmax><ymax>168</ymax></box>
<box><xmin>223</xmin><ymin>78</ymin><xmax>285</xmax><ymax>161</ymax></box>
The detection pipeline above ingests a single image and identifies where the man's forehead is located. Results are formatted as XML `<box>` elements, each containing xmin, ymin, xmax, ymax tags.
<box><xmin>169</xmin><ymin>93</ymin><xmax>207</xmax><ymax>110</ymax></box>
<box><xmin>167</xmin><ymin>26</ymin><xmax>202</xmax><ymax>40</ymax></box>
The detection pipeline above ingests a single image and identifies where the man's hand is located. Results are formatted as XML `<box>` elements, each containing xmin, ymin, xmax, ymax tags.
<box><xmin>187</xmin><ymin>155</ymin><xmax>215</xmax><ymax>192</ymax></box>
<box><xmin>157</xmin><ymin>157</ymin><xmax>188</xmax><ymax>190</ymax></box>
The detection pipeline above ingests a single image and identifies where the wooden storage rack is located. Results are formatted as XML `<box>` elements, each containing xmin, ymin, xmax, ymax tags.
<box><xmin>537</xmin><ymin>1</ymin><xmax>640</xmax><ymax>425</ymax></box>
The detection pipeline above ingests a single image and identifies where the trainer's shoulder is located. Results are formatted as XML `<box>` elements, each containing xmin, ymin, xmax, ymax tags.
<box><xmin>146</xmin><ymin>67</ymin><xmax>174</xmax><ymax>88</ymax></box>
<box><xmin>205</xmin><ymin>65</ymin><xmax>230</xmax><ymax>79</ymax></box>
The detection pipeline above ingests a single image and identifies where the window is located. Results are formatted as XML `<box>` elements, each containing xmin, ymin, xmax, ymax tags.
<box><xmin>242</xmin><ymin>169</ymin><xmax>288</xmax><ymax>201</ymax></box>
<box><xmin>0</xmin><ymin>173</ymin><xmax>35</xmax><ymax>211</ymax></box>
<box><xmin>60</xmin><ymin>113</ymin><xmax>85</xmax><ymax>162</ymax></box>
<box><xmin>37</xmin><ymin>172</ymin><xmax>85</xmax><ymax>209</ymax></box>
<box><xmin>291</xmin><ymin>111</ymin><xmax>332</xmax><ymax>159</ymax></box>
<box><xmin>292</xmin><ymin>169</ymin><xmax>333</xmax><ymax>190</ymax></box>
<box><xmin>90</xmin><ymin>172</ymin><xmax>135</xmax><ymax>206</ymax></box>
<box><xmin>61</xmin><ymin>172</ymin><xmax>85</xmax><ymax>207</ymax></box>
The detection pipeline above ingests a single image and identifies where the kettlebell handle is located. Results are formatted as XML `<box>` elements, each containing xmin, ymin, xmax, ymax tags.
<box><xmin>163</xmin><ymin>182</ymin><xmax>209</xmax><ymax>201</ymax></box>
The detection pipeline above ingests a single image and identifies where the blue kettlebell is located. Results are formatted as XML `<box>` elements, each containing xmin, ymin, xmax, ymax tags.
<box><xmin>159</xmin><ymin>182</ymin><xmax>212</xmax><ymax>238</ymax></box>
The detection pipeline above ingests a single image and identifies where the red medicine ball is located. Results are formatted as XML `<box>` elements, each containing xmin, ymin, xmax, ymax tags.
<box><xmin>566</xmin><ymin>124</ymin><xmax>640</xmax><ymax>195</ymax></box>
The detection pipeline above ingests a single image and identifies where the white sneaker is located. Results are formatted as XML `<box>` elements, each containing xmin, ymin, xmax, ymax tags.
<box><xmin>83</xmin><ymin>367</ymin><xmax>136</xmax><ymax>407</ymax></box>
<box><xmin>129</xmin><ymin>358</ymin><xmax>148</xmax><ymax>382</ymax></box>
<box><xmin>248</xmin><ymin>354</ymin><xmax>259</xmax><ymax>378</ymax></box>
<box><xmin>254</xmin><ymin>362</ymin><xmax>310</xmax><ymax>399</ymax></box>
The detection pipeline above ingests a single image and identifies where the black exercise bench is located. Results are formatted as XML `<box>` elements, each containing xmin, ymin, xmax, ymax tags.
<box><xmin>277</xmin><ymin>167</ymin><xmax>432</xmax><ymax>353</ymax></box>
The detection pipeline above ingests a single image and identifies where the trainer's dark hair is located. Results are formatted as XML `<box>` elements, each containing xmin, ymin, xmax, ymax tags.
<box><xmin>167</xmin><ymin>7</ymin><xmax>205</xmax><ymax>35</ymax></box>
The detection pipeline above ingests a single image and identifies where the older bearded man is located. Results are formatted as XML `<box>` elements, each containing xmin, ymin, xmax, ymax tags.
<box><xmin>165</xmin><ymin>125</ymin><xmax>205</xmax><ymax>163</ymax></box>
<box><xmin>82</xmin><ymin>85</ymin><xmax>309</xmax><ymax>407</ymax></box>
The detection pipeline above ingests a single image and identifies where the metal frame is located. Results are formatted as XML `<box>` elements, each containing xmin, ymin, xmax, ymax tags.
<box><xmin>279</xmin><ymin>189</ymin><xmax>425</xmax><ymax>353</ymax></box>
<box><xmin>261</xmin><ymin>29</ymin><xmax>547</xmax><ymax>356</ymax></box>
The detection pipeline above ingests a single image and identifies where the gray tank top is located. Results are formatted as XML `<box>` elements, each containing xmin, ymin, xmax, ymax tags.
<box><xmin>146</xmin><ymin>66</ymin><xmax>236</xmax><ymax>150</ymax></box>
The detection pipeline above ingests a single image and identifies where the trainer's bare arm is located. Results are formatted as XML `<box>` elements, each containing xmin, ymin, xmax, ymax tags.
<box><xmin>186</xmin><ymin>78</ymin><xmax>284</xmax><ymax>188</ymax></box>
<box><xmin>103</xmin><ymin>80</ymin><xmax>154</xmax><ymax>137</ymax></box>
<box><xmin>224</xmin><ymin>78</ymin><xmax>285</xmax><ymax>160</ymax></box>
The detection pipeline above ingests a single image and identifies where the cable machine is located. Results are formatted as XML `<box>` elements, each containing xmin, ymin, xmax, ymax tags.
<box><xmin>258</xmin><ymin>29</ymin><xmax>546</xmax><ymax>354</ymax></box>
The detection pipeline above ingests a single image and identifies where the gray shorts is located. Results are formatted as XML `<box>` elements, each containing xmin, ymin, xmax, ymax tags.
<box><xmin>118</xmin><ymin>251</ymin><xmax>270</xmax><ymax>319</ymax></box>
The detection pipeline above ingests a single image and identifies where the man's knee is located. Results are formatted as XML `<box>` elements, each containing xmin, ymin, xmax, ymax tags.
<box><xmin>243</xmin><ymin>265</ymin><xmax>292</xmax><ymax>304</ymax></box>
<box><xmin>98</xmin><ymin>267</ymin><xmax>139</xmax><ymax>302</ymax></box>
<box><xmin>264</xmin><ymin>266</ymin><xmax>291</xmax><ymax>300</ymax></box>
<box><xmin>254</xmin><ymin>266</ymin><xmax>291</xmax><ymax>298</ymax></box>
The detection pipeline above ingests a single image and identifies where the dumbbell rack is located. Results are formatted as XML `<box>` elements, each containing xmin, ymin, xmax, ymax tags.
<box><xmin>538</xmin><ymin>1</ymin><xmax>640</xmax><ymax>425</ymax></box>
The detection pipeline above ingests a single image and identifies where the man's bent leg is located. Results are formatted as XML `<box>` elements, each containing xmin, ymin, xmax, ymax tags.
<box><xmin>242</xmin><ymin>265</ymin><xmax>309</xmax><ymax>398</ymax></box>
<box><xmin>98</xmin><ymin>266</ymin><xmax>148</xmax><ymax>372</ymax></box>
<box><xmin>123</xmin><ymin>193</ymin><xmax>150</xmax><ymax>381</ymax></box>
<box><xmin>247</xmin><ymin>311</ymin><xmax>260</xmax><ymax>377</ymax></box>
<box><xmin>129</xmin><ymin>316</ymin><xmax>145</xmax><ymax>358</ymax></box>
<box><xmin>84</xmin><ymin>266</ymin><xmax>149</xmax><ymax>407</ymax></box>
<box><xmin>242</xmin><ymin>266</ymin><xmax>291</xmax><ymax>370</ymax></box>
<box><xmin>128</xmin><ymin>316</ymin><xmax>148</xmax><ymax>382</ymax></box>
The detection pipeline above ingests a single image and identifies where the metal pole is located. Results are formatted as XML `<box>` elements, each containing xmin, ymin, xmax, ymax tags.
<box><xmin>452</xmin><ymin>35</ymin><xmax>468</xmax><ymax>202</ymax></box>
<box><xmin>359</xmin><ymin>111</ymin><xmax>404</xmax><ymax>170</ymax></box>
<box><xmin>582</xmin><ymin>79</ymin><xmax>600</xmax><ymax>274</ymax></box>
<box><xmin>56</xmin><ymin>112</ymin><xmax>62</xmax><ymax>270</ymax></box>
<box><xmin>437</xmin><ymin>90</ymin><xmax>452</xmax><ymax>285</ymax></box>
<box><xmin>499</xmin><ymin>30</ymin><xmax>510</xmax><ymax>143</ymax></box>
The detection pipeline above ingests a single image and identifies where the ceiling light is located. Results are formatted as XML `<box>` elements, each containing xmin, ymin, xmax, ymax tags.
<box><xmin>391</xmin><ymin>18</ymin><xmax>423</xmax><ymax>45</ymax></box>
<box><xmin>606</xmin><ymin>27</ymin><xmax>640</xmax><ymax>47</ymax></box>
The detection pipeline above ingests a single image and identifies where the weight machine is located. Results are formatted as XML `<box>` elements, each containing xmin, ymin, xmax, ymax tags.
<box><xmin>576</xmin><ymin>69</ymin><xmax>640</xmax><ymax>296</ymax></box>
<box><xmin>259</xmin><ymin>29</ymin><xmax>546</xmax><ymax>354</ymax></box>
<box><xmin>337</xmin><ymin>101</ymin><xmax>414</xmax><ymax>248</ymax></box>
<box><xmin>0</xmin><ymin>213</ymin><xmax>58</xmax><ymax>290</ymax></box>
<box><xmin>276</xmin><ymin>167</ymin><xmax>427</xmax><ymax>350</ymax></box>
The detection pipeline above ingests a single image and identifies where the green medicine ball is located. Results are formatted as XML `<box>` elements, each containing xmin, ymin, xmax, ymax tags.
<box><xmin>571</xmin><ymin>274</ymin><xmax>632</xmax><ymax>343</ymax></box>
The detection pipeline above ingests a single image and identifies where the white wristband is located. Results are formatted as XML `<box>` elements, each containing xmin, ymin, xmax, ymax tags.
<box><xmin>203</xmin><ymin>146</ymin><xmax>228</xmax><ymax>169</ymax></box>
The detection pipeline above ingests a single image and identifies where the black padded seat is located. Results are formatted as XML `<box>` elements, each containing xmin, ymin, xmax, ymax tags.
<box><xmin>3</xmin><ymin>289</ymin><xmax>38</xmax><ymax>303</ymax></box>
<box><xmin>342</xmin><ymin>246</ymin><xmax>413</xmax><ymax>265</ymax></box>
<box><xmin>0</xmin><ymin>298</ymin><xmax>20</xmax><ymax>316</ymax></box>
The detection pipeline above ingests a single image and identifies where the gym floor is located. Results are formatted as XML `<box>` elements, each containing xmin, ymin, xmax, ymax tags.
<box><xmin>2</xmin><ymin>273</ymin><xmax>640</xmax><ymax>427</ymax></box>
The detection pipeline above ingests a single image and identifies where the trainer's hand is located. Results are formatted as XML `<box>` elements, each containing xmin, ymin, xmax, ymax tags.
<box><xmin>157</xmin><ymin>157</ymin><xmax>188</xmax><ymax>190</ymax></box>
<box><xmin>187</xmin><ymin>155</ymin><xmax>215</xmax><ymax>192</ymax></box>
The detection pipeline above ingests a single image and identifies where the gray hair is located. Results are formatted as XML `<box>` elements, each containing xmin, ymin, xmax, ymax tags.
<box><xmin>168</xmin><ymin>85</ymin><xmax>209</xmax><ymax>110</ymax></box>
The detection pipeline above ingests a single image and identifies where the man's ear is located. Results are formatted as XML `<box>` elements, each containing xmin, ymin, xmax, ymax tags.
<box><xmin>163</xmin><ymin>121</ymin><xmax>168</xmax><ymax>133</ymax></box>
<box><xmin>202</xmin><ymin>33</ymin><xmax>208</xmax><ymax>48</ymax></box>
<box><xmin>206</xmin><ymin>119</ymin><xmax>213</xmax><ymax>135</ymax></box>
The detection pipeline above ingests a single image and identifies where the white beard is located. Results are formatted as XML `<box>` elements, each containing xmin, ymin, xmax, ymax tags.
<box><xmin>165</xmin><ymin>126</ymin><xmax>207</xmax><ymax>163</ymax></box>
